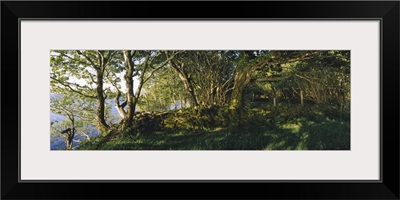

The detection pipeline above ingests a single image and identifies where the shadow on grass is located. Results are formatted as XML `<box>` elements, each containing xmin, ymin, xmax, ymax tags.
<box><xmin>264</xmin><ymin>120</ymin><xmax>350</xmax><ymax>150</ymax></box>
<box><xmin>78</xmin><ymin>114</ymin><xmax>350</xmax><ymax>150</ymax></box>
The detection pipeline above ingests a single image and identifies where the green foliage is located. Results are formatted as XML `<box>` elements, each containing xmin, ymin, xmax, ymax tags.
<box><xmin>138</xmin><ymin>66</ymin><xmax>185</xmax><ymax>112</ymax></box>
<box><xmin>51</xmin><ymin>50</ymin><xmax>350</xmax><ymax>150</ymax></box>
<box><xmin>77</xmin><ymin>103</ymin><xmax>350</xmax><ymax>150</ymax></box>
<box><xmin>160</xmin><ymin>106</ymin><xmax>231</xmax><ymax>131</ymax></box>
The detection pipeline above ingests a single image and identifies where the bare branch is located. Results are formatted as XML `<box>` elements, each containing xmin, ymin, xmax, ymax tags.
<box><xmin>76</xmin><ymin>128</ymin><xmax>91</xmax><ymax>141</ymax></box>
<box><xmin>294</xmin><ymin>74</ymin><xmax>315</xmax><ymax>84</ymax></box>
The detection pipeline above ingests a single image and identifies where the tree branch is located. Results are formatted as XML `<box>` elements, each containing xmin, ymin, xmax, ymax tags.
<box><xmin>51</xmin><ymin>77</ymin><xmax>97</xmax><ymax>99</ymax></box>
<box><xmin>252</xmin><ymin>74</ymin><xmax>292</xmax><ymax>82</ymax></box>
<box><xmin>114</xmin><ymin>89</ymin><xmax>127</xmax><ymax>119</ymax></box>
<box><xmin>76</xmin><ymin>50</ymin><xmax>98</xmax><ymax>69</ymax></box>
<box><xmin>294</xmin><ymin>73</ymin><xmax>315</xmax><ymax>84</ymax></box>
<box><xmin>143</xmin><ymin>51</ymin><xmax>180</xmax><ymax>84</ymax></box>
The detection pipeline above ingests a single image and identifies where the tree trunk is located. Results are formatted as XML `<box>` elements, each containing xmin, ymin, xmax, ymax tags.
<box><xmin>179</xmin><ymin>95</ymin><xmax>185</xmax><ymax>109</ymax></box>
<box><xmin>66</xmin><ymin>138</ymin><xmax>73</xmax><ymax>150</ymax></box>
<box><xmin>121</xmin><ymin>51</ymin><xmax>136</xmax><ymax>129</ymax></box>
<box><xmin>116</xmin><ymin>105</ymin><xmax>126</xmax><ymax>119</ymax></box>
<box><xmin>300</xmin><ymin>90</ymin><xmax>304</xmax><ymax>106</ymax></box>
<box><xmin>228</xmin><ymin>59</ymin><xmax>270</xmax><ymax>127</ymax></box>
<box><xmin>170</xmin><ymin>62</ymin><xmax>199</xmax><ymax>107</ymax></box>
<box><xmin>96</xmin><ymin>71</ymin><xmax>109</xmax><ymax>133</ymax></box>
<box><xmin>65</xmin><ymin>128</ymin><xmax>74</xmax><ymax>150</ymax></box>
<box><xmin>229</xmin><ymin>67</ymin><xmax>252</xmax><ymax>110</ymax></box>
<box><xmin>227</xmin><ymin>67</ymin><xmax>254</xmax><ymax>128</ymax></box>
<box><xmin>146</xmin><ymin>97</ymin><xmax>150</xmax><ymax>111</ymax></box>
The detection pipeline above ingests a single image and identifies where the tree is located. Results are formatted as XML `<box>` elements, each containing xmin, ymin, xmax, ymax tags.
<box><xmin>291</xmin><ymin>51</ymin><xmax>350</xmax><ymax>108</ymax></box>
<box><xmin>50</xmin><ymin>50</ymin><xmax>119</xmax><ymax>133</ymax></box>
<box><xmin>113</xmin><ymin>50</ymin><xmax>180</xmax><ymax>129</ymax></box>
<box><xmin>247</xmin><ymin>50</ymin><xmax>350</xmax><ymax>108</ymax></box>
<box><xmin>229</xmin><ymin>51</ymin><xmax>323</xmax><ymax>109</ymax></box>
<box><xmin>50</xmin><ymin>93</ymin><xmax>96</xmax><ymax>149</ymax></box>
<box><xmin>139</xmin><ymin>66</ymin><xmax>186</xmax><ymax>112</ymax></box>
<box><xmin>168</xmin><ymin>51</ymin><xmax>200</xmax><ymax>107</ymax></box>
<box><xmin>168</xmin><ymin>51</ymin><xmax>236</xmax><ymax>108</ymax></box>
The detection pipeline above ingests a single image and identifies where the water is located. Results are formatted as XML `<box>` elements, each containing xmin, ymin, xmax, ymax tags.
<box><xmin>50</xmin><ymin>127</ymin><xmax>100</xmax><ymax>150</ymax></box>
<box><xmin>50</xmin><ymin>94</ymin><xmax>120</xmax><ymax>150</ymax></box>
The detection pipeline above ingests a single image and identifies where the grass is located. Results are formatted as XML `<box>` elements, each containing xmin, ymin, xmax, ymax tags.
<box><xmin>77</xmin><ymin>105</ymin><xmax>350</xmax><ymax>150</ymax></box>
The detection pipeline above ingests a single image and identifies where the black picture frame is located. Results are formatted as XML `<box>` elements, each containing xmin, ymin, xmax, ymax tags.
<box><xmin>1</xmin><ymin>1</ymin><xmax>399</xmax><ymax>199</ymax></box>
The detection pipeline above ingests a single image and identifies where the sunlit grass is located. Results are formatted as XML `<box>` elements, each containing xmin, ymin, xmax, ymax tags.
<box><xmin>77</xmin><ymin>105</ymin><xmax>350</xmax><ymax>150</ymax></box>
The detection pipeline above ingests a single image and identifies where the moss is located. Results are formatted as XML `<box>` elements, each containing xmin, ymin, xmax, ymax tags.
<box><xmin>77</xmin><ymin>104</ymin><xmax>350</xmax><ymax>151</ymax></box>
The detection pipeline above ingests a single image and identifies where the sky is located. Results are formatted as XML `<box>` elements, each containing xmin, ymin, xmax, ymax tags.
<box><xmin>71</xmin><ymin>72</ymin><xmax>139</xmax><ymax>94</ymax></box>
<box><xmin>51</xmin><ymin>50</ymin><xmax>141</xmax><ymax>94</ymax></box>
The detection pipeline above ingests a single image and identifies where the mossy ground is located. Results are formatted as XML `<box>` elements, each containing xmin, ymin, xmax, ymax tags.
<box><xmin>77</xmin><ymin>104</ymin><xmax>350</xmax><ymax>150</ymax></box>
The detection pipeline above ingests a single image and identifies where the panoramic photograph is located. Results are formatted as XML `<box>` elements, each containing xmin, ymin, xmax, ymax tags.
<box><xmin>50</xmin><ymin>50</ymin><xmax>350</xmax><ymax>150</ymax></box>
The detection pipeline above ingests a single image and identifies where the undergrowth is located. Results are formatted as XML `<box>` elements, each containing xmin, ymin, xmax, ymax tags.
<box><xmin>77</xmin><ymin>105</ymin><xmax>350</xmax><ymax>150</ymax></box>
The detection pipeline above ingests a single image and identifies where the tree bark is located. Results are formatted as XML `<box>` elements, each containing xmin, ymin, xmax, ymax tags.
<box><xmin>96</xmin><ymin>70</ymin><xmax>109</xmax><ymax>133</ymax></box>
<box><xmin>300</xmin><ymin>90</ymin><xmax>304</xmax><ymax>106</ymax></box>
<box><xmin>64</xmin><ymin>121</ymin><xmax>75</xmax><ymax>150</ymax></box>
<box><xmin>115</xmin><ymin>98</ymin><xmax>127</xmax><ymax>119</ymax></box>
<box><xmin>121</xmin><ymin>51</ymin><xmax>136</xmax><ymax>129</ymax></box>
<box><xmin>227</xmin><ymin>64</ymin><xmax>255</xmax><ymax>127</ymax></box>
<box><xmin>66</xmin><ymin>137</ymin><xmax>73</xmax><ymax>150</ymax></box>
<box><xmin>145</xmin><ymin>95</ymin><xmax>150</xmax><ymax>111</ymax></box>
<box><xmin>229</xmin><ymin>65</ymin><xmax>253</xmax><ymax>110</ymax></box>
